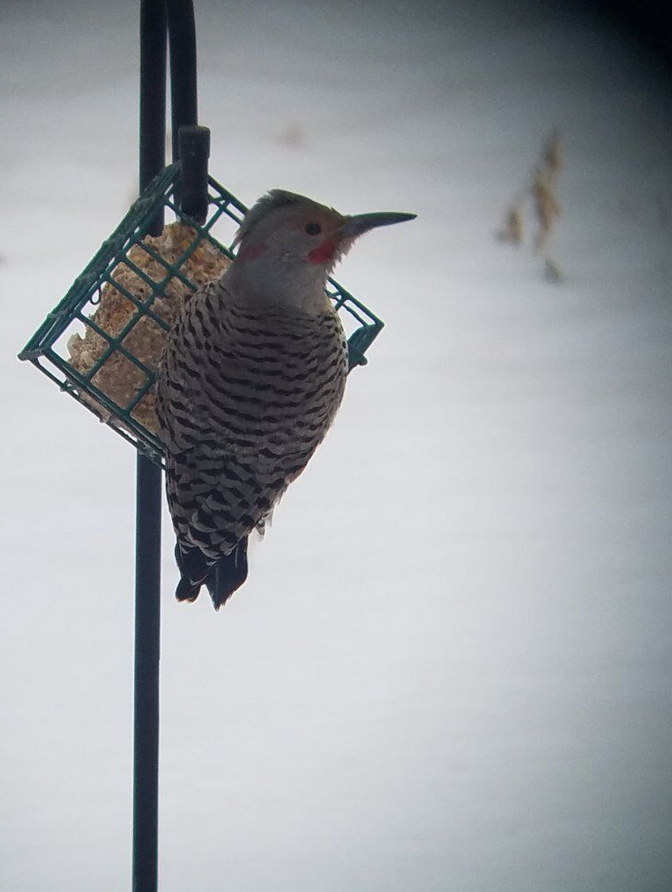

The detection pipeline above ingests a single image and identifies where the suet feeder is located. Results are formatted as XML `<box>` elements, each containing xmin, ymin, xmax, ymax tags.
<box><xmin>18</xmin><ymin>2</ymin><xmax>385</xmax><ymax>890</ymax></box>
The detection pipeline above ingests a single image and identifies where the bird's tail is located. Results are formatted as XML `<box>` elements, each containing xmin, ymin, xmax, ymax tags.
<box><xmin>204</xmin><ymin>538</ymin><xmax>249</xmax><ymax>610</ymax></box>
<box><xmin>174</xmin><ymin>538</ymin><xmax>249</xmax><ymax>610</ymax></box>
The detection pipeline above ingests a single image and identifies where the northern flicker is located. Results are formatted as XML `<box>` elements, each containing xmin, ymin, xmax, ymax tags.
<box><xmin>156</xmin><ymin>189</ymin><xmax>415</xmax><ymax>609</ymax></box>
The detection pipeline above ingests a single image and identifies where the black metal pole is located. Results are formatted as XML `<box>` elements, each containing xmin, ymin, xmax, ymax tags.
<box><xmin>178</xmin><ymin>125</ymin><xmax>211</xmax><ymax>222</ymax></box>
<box><xmin>134</xmin><ymin>3</ymin><xmax>202</xmax><ymax>889</ymax></box>
<box><xmin>134</xmin><ymin>2</ymin><xmax>166</xmax><ymax>891</ymax></box>
<box><xmin>167</xmin><ymin>0</ymin><xmax>198</xmax><ymax>162</ymax></box>
<box><xmin>167</xmin><ymin>0</ymin><xmax>202</xmax><ymax>219</ymax></box>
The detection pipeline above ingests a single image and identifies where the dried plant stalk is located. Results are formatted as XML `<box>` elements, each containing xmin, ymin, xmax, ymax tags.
<box><xmin>532</xmin><ymin>168</ymin><xmax>561</xmax><ymax>252</ymax></box>
<box><xmin>496</xmin><ymin>207</ymin><xmax>523</xmax><ymax>245</ymax></box>
<box><xmin>495</xmin><ymin>128</ymin><xmax>564</xmax><ymax>280</ymax></box>
<box><xmin>532</xmin><ymin>129</ymin><xmax>562</xmax><ymax>254</ymax></box>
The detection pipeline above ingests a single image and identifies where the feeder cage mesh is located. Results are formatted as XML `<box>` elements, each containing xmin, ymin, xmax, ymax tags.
<box><xmin>19</xmin><ymin>163</ymin><xmax>384</xmax><ymax>467</ymax></box>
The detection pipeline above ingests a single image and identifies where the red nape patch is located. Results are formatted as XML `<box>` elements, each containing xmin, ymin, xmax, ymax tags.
<box><xmin>307</xmin><ymin>238</ymin><xmax>338</xmax><ymax>264</ymax></box>
<box><xmin>237</xmin><ymin>244</ymin><xmax>266</xmax><ymax>263</ymax></box>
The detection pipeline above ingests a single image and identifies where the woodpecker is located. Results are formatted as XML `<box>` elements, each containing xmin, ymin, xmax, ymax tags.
<box><xmin>156</xmin><ymin>189</ymin><xmax>415</xmax><ymax>609</ymax></box>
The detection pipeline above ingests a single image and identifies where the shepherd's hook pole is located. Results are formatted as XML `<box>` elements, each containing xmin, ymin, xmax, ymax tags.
<box><xmin>135</xmin><ymin>4</ymin><xmax>165</xmax><ymax>890</ymax></box>
<box><xmin>134</xmin><ymin>2</ymin><xmax>200</xmax><ymax>889</ymax></box>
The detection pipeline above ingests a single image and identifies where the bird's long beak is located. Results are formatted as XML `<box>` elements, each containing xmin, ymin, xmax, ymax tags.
<box><xmin>338</xmin><ymin>211</ymin><xmax>417</xmax><ymax>241</ymax></box>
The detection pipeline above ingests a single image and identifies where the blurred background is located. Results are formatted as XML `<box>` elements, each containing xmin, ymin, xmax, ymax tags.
<box><xmin>1</xmin><ymin>0</ymin><xmax>671</xmax><ymax>890</ymax></box>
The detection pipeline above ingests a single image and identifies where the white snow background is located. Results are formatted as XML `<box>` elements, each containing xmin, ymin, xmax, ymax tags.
<box><xmin>1</xmin><ymin>0</ymin><xmax>671</xmax><ymax>890</ymax></box>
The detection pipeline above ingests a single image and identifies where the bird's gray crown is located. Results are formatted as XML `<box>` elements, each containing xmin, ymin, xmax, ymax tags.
<box><xmin>234</xmin><ymin>189</ymin><xmax>335</xmax><ymax>245</ymax></box>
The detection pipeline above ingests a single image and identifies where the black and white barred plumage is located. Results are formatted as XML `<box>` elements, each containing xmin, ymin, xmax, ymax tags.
<box><xmin>156</xmin><ymin>278</ymin><xmax>347</xmax><ymax>607</ymax></box>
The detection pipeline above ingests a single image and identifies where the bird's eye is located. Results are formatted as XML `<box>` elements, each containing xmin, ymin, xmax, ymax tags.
<box><xmin>305</xmin><ymin>222</ymin><xmax>322</xmax><ymax>236</ymax></box>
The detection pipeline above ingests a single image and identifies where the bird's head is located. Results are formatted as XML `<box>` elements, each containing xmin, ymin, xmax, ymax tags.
<box><xmin>228</xmin><ymin>189</ymin><xmax>415</xmax><ymax>312</ymax></box>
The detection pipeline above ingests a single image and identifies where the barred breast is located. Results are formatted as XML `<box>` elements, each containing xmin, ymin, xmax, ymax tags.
<box><xmin>156</xmin><ymin>280</ymin><xmax>348</xmax><ymax>562</ymax></box>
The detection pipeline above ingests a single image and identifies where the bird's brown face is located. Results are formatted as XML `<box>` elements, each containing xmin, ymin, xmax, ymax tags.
<box><xmin>290</xmin><ymin>207</ymin><xmax>418</xmax><ymax>269</ymax></box>
<box><xmin>229</xmin><ymin>191</ymin><xmax>416</xmax><ymax>311</ymax></box>
<box><xmin>234</xmin><ymin>205</ymin><xmax>345</xmax><ymax>272</ymax></box>
<box><xmin>234</xmin><ymin>191</ymin><xmax>415</xmax><ymax>273</ymax></box>
<box><xmin>288</xmin><ymin>208</ymin><xmax>348</xmax><ymax>268</ymax></box>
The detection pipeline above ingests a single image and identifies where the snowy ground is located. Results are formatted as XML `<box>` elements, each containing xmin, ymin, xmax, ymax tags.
<box><xmin>1</xmin><ymin>1</ymin><xmax>672</xmax><ymax>890</ymax></box>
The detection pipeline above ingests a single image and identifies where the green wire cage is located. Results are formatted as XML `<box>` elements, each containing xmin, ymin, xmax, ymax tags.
<box><xmin>19</xmin><ymin>161</ymin><xmax>384</xmax><ymax>467</ymax></box>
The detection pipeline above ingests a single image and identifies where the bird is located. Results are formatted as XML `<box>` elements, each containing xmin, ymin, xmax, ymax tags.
<box><xmin>156</xmin><ymin>189</ymin><xmax>415</xmax><ymax>609</ymax></box>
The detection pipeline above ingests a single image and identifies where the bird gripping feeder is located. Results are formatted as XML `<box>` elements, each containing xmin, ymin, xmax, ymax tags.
<box><xmin>19</xmin><ymin>161</ymin><xmax>384</xmax><ymax>466</ymax></box>
<box><xmin>18</xmin><ymin>2</ymin><xmax>385</xmax><ymax>890</ymax></box>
